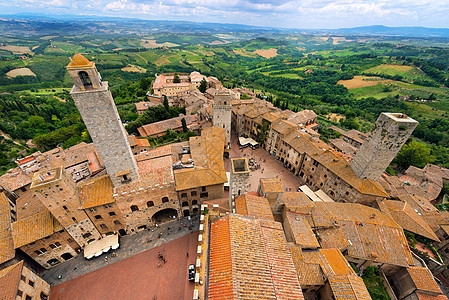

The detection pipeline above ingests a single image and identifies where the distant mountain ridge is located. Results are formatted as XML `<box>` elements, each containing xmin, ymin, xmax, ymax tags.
<box><xmin>1</xmin><ymin>14</ymin><xmax>449</xmax><ymax>38</ymax></box>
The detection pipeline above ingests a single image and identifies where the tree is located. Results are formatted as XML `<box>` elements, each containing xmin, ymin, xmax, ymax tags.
<box><xmin>394</xmin><ymin>140</ymin><xmax>435</xmax><ymax>170</ymax></box>
<box><xmin>181</xmin><ymin>117</ymin><xmax>188</xmax><ymax>132</ymax></box>
<box><xmin>173</xmin><ymin>73</ymin><xmax>180</xmax><ymax>83</ymax></box>
<box><xmin>163</xmin><ymin>95</ymin><xmax>169</xmax><ymax>111</ymax></box>
<box><xmin>199</xmin><ymin>78</ymin><xmax>207</xmax><ymax>93</ymax></box>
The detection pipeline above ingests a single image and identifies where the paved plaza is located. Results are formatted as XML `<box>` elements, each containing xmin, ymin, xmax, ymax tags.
<box><xmin>41</xmin><ymin>215</ymin><xmax>199</xmax><ymax>286</ymax></box>
<box><xmin>49</xmin><ymin>232</ymin><xmax>198</xmax><ymax>300</ymax></box>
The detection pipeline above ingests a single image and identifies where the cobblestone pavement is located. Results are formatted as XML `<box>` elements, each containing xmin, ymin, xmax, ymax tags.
<box><xmin>41</xmin><ymin>215</ymin><xmax>200</xmax><ymax>286</ymax></box>
<box><xmin>49</xmin><ymin>232</ymin><xmax>199</xmax><ymax>300</ymax></box>
<box><xmin>227</xmin><ymin>133</ymin><xmax>303</xmax><ymax>193</ymax></box>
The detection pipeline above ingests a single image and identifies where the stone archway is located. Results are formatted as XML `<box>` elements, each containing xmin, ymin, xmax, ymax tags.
<box><xmin>152</xmin><ymin>208</ymin><xmax>178</xmax><ymax>224</ymax></box>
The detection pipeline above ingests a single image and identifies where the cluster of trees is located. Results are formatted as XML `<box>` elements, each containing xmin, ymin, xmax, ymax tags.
<box><xmin>125</xmin><ymin>105</ymin><xmax>185</xmax><ymax>135</ymax></box>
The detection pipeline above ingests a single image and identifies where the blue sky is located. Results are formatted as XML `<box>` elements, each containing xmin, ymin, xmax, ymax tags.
<box><xmin>1</xmin><ymin>0</ymin><xmax>449</xmax><ymax>29</ymax></box>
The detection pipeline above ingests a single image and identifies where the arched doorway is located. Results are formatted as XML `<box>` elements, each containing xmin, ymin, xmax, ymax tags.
<box><xmin>61</xmin><ymin>253</ymin><xmax>73</xmax><ymax>261</ymax></box>
<box><xmin>183</xmin><ymin>209</ymin><xmax>190</xmax><ymax>217</ymax></box>
<box><xmin>152</xmin><ymin>208</ymin><xmax>178</xmax><ymax>224</ymax></box>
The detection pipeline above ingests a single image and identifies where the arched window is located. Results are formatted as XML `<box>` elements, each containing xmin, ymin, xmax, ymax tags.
<box><xmin>192</xmin><ymin>200</ymin><xmax>198</xmax><ymax>205</ymax></box>
<box><xmin>182</xmin><ymin>201</ymin><xmax>189</xmax><ymax>207</ymax></box>
<box><xmin>162</xmin><ymin>197</ymin><xmax>169</xmax><ymax>203</ymax></box>
<box><xmin>147</xmin><ymin>201</ymin><xmax>154</xmax><ymax>207</ymax></box>
<box><xmin>79</xmin><ymin>71</ymin><xmax>92</xmax><ymax>88</ymax></box>
<box><xmin>131</xmin><ymin>205</ymin><xmax>139</xmax><ymax>212</ymax></box>
<box><xmin>47</xmin><ymin>258</ymin><xmax>60</xmax><ymax>266</ymax></box>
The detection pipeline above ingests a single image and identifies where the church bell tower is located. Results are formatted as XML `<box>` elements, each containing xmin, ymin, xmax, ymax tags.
<box><xmin>67</xmin><ymin>52</ymin><xmax>139</xmax><ymax>187</ymax></box>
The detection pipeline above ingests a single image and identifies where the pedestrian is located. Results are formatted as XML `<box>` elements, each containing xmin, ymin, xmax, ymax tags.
<box><xmin>186</xmin><ymin>252</ymin><xmax>189</xmax><ymax>257</ymax></box>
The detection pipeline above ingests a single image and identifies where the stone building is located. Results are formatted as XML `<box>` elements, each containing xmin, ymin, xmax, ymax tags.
<box><xmin>30</xmin><ymin>166</ymin><xmax>102</xmax><ymax>247</ymax></box>
<box><xmin>67</xmin><ymin>52</ymin><xmax>139</xmax><ymax>188</ymax></box>
<box><xmin>127</xmin><ymin>135</ymin><xmax>150</xmax><ymax>155</ymax></box>
<box><xmin>0</xmin><ymin>260</ymin><xmax>50</xmax><ymax>300</ymax></box>
<box><xmin>229</xmin><ymin>158</ymin><xmax>249</xmax><ymax>212</ymax></box>
<box><xmin>329</xmin><ymin>126</ymin><xmax>367</xmax><ymax>148</ymax></box>
<box><xmin>212</xmin><ymin>91</ymin><xmax>232</xmax><ymax>149</ymax></box>
<box><xmin>351</xmin><ymin>113</ymin><xmax>418</xmax><ymax>181</ymax></box>
<box><xmin>257</xmin><ymin>178</ymin><xmax>283</xmax><ymax>212</ymax></box>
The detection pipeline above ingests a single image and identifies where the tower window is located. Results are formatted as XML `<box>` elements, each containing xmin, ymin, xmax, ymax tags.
<box><xmin>79</xmin><ymin>71</ymin><xmax>92</xmax><ymax>88</ymax></box>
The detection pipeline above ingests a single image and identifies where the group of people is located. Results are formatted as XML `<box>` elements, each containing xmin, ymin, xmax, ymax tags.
<box><xmin>157</xmin><ymin>252</ymin><xmax>167</xmax><ymax>266</ymax></box>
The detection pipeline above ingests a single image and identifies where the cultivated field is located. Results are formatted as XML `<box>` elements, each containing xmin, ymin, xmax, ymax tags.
<box><xmin>121</xmin><ymin>65</ymin><xmax>147</xmax><ymax>73</ymax></box>
<box><xmin>6</xmin><ymin>68</ymin><xmax>36</xmax><ymax>78</ymax></box>
<box><xmin>0</xmin><ymin>45</ymin><xmax>32</xmax><ymax>54</ymax></box>
<box><xmin>254</xmin><ymin>48</ymin><xmax>278</xmax><ymax>58</ymax></box>
<box><xmin>140</xmin><ymin>39</ymin><xmax>179</xmax><ymax>49</ymax></box>
<box><xmin>337</xmin><ymin>76</ymin><xmax>389</xmax><ymax>89</ymax></box>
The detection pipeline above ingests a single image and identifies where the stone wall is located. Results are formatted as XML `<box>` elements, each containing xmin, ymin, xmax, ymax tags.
<box><xmin>213</xmin><ymin>92</ymin><xmax>232</xmax><ymax>147</ymax></box>
<box><xmin>84</xmin><ymin>202</ymin><xmax>125</xmax><ymax>236</ymax></box>
<box><xmin>16</xmin><ymin>264</ymin><xmax>51</xmax><ymax>299</ymax></box>
<box><xmin>229</xmin><ymin>159</ymin><xmax>250</xmax><ymax>211</ymax></box>
<box><xmin>351</xmin><ymin>113</ymin><xmax>418</xmax><ymax>181</ymax></box>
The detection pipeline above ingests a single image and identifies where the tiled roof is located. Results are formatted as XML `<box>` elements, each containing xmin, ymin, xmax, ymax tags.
<box><xmin>416</xmin><ymin>292</ymin><xmax>449</xmax><ymax>300</ymax></box>
<box><xmin>15</xmin><ymin>192</ymin><xmax>48</xmax><ymax>220</ymax></box>
<box><xmin>235</xmin><ymin>194</ymin><xmax>274</xmax><ymax>221</ymax></box>
<box><xmin>280</xmin><ymin>192</ymin><xmax>314</xmax><ymax>211</ymax></box>
<box><xmin>208</xmin><ymin>215</ymin><xmax>304</xmax><ymax>299</ymax></box>
<box><xmin>329</xmin><ymin>138</ymin><xmax>358</xmax><ymax>157</ymax></box>
<box><xmin>67</xmin><ymin>52</ymin><xmax>93</xmax><ymax>68</ymax></box>
<box><xmin>260</xmin><ymin>178</ymin><xmax>282</xmax><ymax>193</ymax></box>
<box><xmin>285</xmin><ymin>211</ymin><xmax>320</xmax><ymax>248</ymax></box>
<box><xmin>137</xmin><ymin>115</ymin><xmax>198</xmax><ymax>137</ymax></box>
<box><xmin>11</xmin><ymin>211</ymin><xmax>61</xmax><ymax>248</ymax></box>
<box><xmin>78</xmin><ymin>174</ymin><xmax>114</xmax><ymax>209</ymax></box>
<box><xmin>174</xmin><ymin>127</ymin><xmax>226</xmax><ymax>191</ymax></box>
<box><xmin>312</xmin><ymin>202</ymin><xmax>414</xmax><ymax>267</ymax></box>
<box><xmin>135</xmin><ymin>145</ymin><xmax>172</xmax><ymax>162</ymax></box>
<box><xmin>383</xmin><ymin>200</ymin><xmax>440</xmax><ymax>241</ymax></box>
<box><xmin>272</xmin><ymin>120</ymin><xmax>298</xmax><ymax>135</ymax></box>
<box><xmin>320</xmin><ymin>248</ymin><xmax>355</xmax><ymax>276</ymax></box>
<box><xmin>0</xmin><ymin>261</ymin><xmax>23</xmax><ymax>300</ymax></box>
<box><xmin>0</xmin><ymin>167</ymin><xmax>31</xmax><ymax>192</ymax></box>
<box><xmin>407</xmin><ymin>267</ymin><xmax>442</xmax><ymax>295</ymax></box>
<box><xmin>289</xmin><ymin>245</ymin><xmax>326</xmax><ymax>286</ymax></box>
<box><xmin>0</xmin><ymin>194</ymin><xmax>14</xmax><ymax>265</ymax></box>
<box><xmin>328</xmin><ymin>275</ymin><xmax>372</xmax><ymax>300</ymax></box>
<box><xmin>287</xmin><ymin>110</ymin><xmax>317</xmax><ymax>126</ymax></box>
<box><xmin>43</xmin><ymin>142</ymin><xmax>97</xmax><ymax>169</ymax></box>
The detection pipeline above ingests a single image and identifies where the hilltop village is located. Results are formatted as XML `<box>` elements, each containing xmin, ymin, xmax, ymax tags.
<box><xmin>0</xmin><ymin>53</ymin><xmax>449</xmax><ymax>299</ymax></box>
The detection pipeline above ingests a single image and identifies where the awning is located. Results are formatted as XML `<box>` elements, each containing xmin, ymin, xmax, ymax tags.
<box><xmin>84</xmin><ymin>234</ymin><xmax>119</xmax><ymax>259</ymax></box>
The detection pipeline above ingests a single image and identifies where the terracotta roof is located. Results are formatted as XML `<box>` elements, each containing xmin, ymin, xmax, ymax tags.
<box><xmin>135</xmin><ymin>145</ymin><xmax>172</xmax><ymax>162</ymax></box>
<box><xmin>260</xmin><ymin>178</ymin><xmax>282</xmax><ymax>194</ymax></box>
<box><xmin>67</xmin><ymin>52</ymin><xmax>94</xmax><ymax>68</ymax></box>
<box><xmin>329</xmin><ymin>138</ymin><xmax>358</xmax><ymax>157</ymax></box>
<box><xmin>0</xmin><ymin>194</ymin><xmax>14</xmax><ymax>265</ymax></box>
<box><xmin>235</xmin><ymin>194</ymin><xmax>274</xmax><ymax>221</ymax></box>
<box><xmin>44</xmin><ymin>142</ymin><xmax>96</xmax><ymax>168</ymax></box>
<box><xmin>289</xmin><ymin>245</ymin><xmax>326</xmax><ymax>286</ymax></box>
<box><xmin>0</xmin><ymin>167</ymin><xmax>31</xmax><ymax>192</ymax></box>
<box><xmin>208</xmin><ymin>215</ymin><xmax>304</xmax><ymax>299</ymax></box>
<box><xmin>383</xmin><ymin>200</ymin><xmax>440</xmax><ymax>241</ymax></box>
<box><xmin>407</xmin><ymin>267</ymin><xmax>442</xmax><ymax>295</ymax></box>
<box><xmin>280</xmin><ymin>192</ymin><xmax>314</xmax><ymax>211</ymax></box>
<box><xmin>312</xmin><ymin>202</ymin><xmax>414</xmax><ymax>267</ymax></box>
<box><xmin>174</xmin><ymin>127</ymin><xmax>226</xmax><ymax>191</ymax></box>
<box><xmin>329</xmin><ymin>126</ymin><xmax>366</xmax><ymax>145</ymax></box>
<box><xmin>11</xmin><ymin>210</ymin><xmax>61</xmax><ymax>248</ymax></box>
<box><xmin>262</xmin><ymin>112</ymin><xmax>283</xmax><ymax>124</ymax></box>
<box><xmin>15</xmin><ymin>192</ymin><xmax>48</xmax><ymax>220</ymax></box>
<box><xmin>136</xmin><ymin>138</ymin><xmax>150</xmax><ymax>147</ymax></box>
<box><xmin>137</xmin><ymin>115</ymin><xmax>198</xmax><ymax>137</ymax></box>
<box><xmin>135</xmin><ymin>101</ymin><xmax>158</xmax><ymax>111</ymax></box>
<box><xmin>287</xmin><ymin>110</ymin><xmax>317</xmax><ymax>126</ymax></box>
<box><xmin>0</xmin><ymin>261</ymin><xmax>23</xmax><ymax>300</ymax></box>
<box><xmin>416</xmin><ymin>292</ymin><xmax>449</xmax><ymax>300</ymax></box>
<box><xmin>78</xmin><ymin>175</ymin><xmax>114</xmax><ymax>209</ymax></box>
<box><xmin>320</xmin><ymin>248</ymin><xmax>355</xmax><ymax>276</ymax></box>
<box><xmin>328</xmin><ymin>275</ymin><xmax>372</xmax><ymax>300</ymax></box>
<box><xmin>285</xmin><ymin>211</ymin><xmax>320</xmax><ymax>248</ymax></box>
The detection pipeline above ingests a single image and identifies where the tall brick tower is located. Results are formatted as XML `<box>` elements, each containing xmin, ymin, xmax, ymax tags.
<box><xmin>350</xmin><ymin>113</ymin><xmax>418</xmax><ymax>180</ymax></box>
<box><xmin>67</xmin><ymin>52</ymin><xmax>139</xmax><ymax>187</ymax></box>
<box><xmin>229</xmin><ymin>158</ymin><xmax>250</xmax><ymax>212</ymax></box>
<box><xmin>213</xmin><ymin>91</ymin><xmax>232</xmax><ymax>149</ymax></box>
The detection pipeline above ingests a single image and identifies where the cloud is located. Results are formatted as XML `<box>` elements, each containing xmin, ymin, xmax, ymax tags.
<box><xmin>1</xmin><ymin>0</ymin><xmax>449</xmax><ymax>28</ymax></box>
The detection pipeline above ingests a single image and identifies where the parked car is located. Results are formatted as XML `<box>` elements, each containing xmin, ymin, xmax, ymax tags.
<box><xmin>188</xmin><ymin>264</ymin><xmax>195</xmax><ymax>281</ymax></box>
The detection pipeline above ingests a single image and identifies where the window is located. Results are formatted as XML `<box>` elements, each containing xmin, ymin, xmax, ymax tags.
<box><xmin>147</xmin><ymin>201</ymin><xmax>154</xmax><ymax>207</ymax></box>
<box><xmin>49</xmin><ymin>244</ymin><xmax>57</xmax><ymax>250</ymax></box>
<box><xmin>109</xmin><ymin>211</ymin><xmax>116</xmax><ymax>216</ymax></box>
<box><xmin>182</xmin><ymin>201</ymin><xmax>189</xmax><ymax>207</ymax></box>
<box><xmin>72</xmin><ymin>217</ymin><xmax>77</xmax><ymax>222</ymax></box>
<box><xmin>63</xmin><ymin>205</ymin><xmax>68</xmax><ymax>211</ymax></box>
<box><xmin>200</xmin><ymin>192</ymin><xmax>208</xmax><ymax>198</ymax></box>
<box><xmin>131</xmin><ymin>205</ymin><xmax>139</xmax><ymax>212</ymax></box>
<box><xmin>47</xmin><ymin>258</ymin><xmax>60</xmax><ymax>266</ymax></box>
<box><xmin>100</xmin><ymin>224</ymin><xmax>108</xmax><ymax>229</ymax></box>
<box><xmin>192</xmin><ymin>200</ymin><xmax>198</xmax><ymax>205</ymax></box>
<box><xmin>181</xmin><ymin>193</ymin><xmax>187</xmax><ymax>198</ymax></box>
<box><xmin>79</xmin><ymin>71</ymin><xmax>92</xmax><ymax>88</ymax></box>
<box><xmin>345</xmin><ymin>191</ymin><xmax>349</xmax><ymax>196</ymax></box>
<box><xmin>114</xmin><ymin>220</ymin><xmax>121</xmax><ymax>225</ymax></box>
<box><xmin>28</xmin><ymin>280</ymin><xmax>34</xmax><ymax>287</ymax></box>
<box><xmin>21</xmin><ymin>275</ymin><xmax>26</xmax><ymax>281</ymax></box>
<box><xmin>40</xmin><ymin>248</ymin><xmax>47</xmax><ymax>253</ymax></box>
<box><xmin>67</xmin><ymin>238</ymin><xmax>74</xmax><ymax>243</ymax></box>
<box><xmin>104</xmin><ymin>204</ymin><xmax>111</xmax><ymax>209</ymax></box>
<box><xmin>94</xmin><ymin>215</ymin><xmax>102</xmax><ymax>220</ymax></box>
<box><xmin>34</xmin><ymin>250</ymin><xmax>43</xmax><ymax>255</ymax></box>
<box><xmin>201</xmin><ymin>186</ymin><xmax>206</xmax><ymax>192</ymax></box>
<box><xmin>90</xmin><ymin>208</ymin><xmax>96</xmax><ymax>213</ymax></box>
<box><xmin>82</xmin><ymin>233</ymin><xmax>92</xmax><ymax>239</ymax></box>
<box><xmin>191</xmin><ymin>191</ymin><xmax>197</xmax><ymax>196</ymax></box>
<box><xmin>162</xmin><ymin>197</ymin><xmax>169</xmax><ymax>203</ymax></box>
<box><xmin>17</xmin><ymin>290</ymin><xmax>23</xmax><ymax>297</ymax></box>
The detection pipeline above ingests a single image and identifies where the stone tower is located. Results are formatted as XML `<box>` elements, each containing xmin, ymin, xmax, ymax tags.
<box><xmin>229</xmin><ymin>158</ymin><xmax>250</xmax><ymax>212</ymax></box>
<box><xmin>213</xmin><ymin>91</ymin><xmax>232</xmax><ymax>149</ymax></box>
<box><xmin>31</xmin><ymin>166</ymin><xmax>101</xmax><ymax>247</ymax></box>
<box><xmin>350</xmin><ymin>113</ymin><xmax>418</xmax><ymax>181</ymax></box>
<box><xmin>67</xmin><ymin>52</ymin><xmax>139</xmax><ymax>188</ymax></box>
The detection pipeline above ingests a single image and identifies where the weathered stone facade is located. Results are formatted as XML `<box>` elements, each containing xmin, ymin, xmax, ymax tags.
<box><xmin>213</xmin><ymin>91</ymin><xmax>232</xmax><ymax>148</ymax></box>
<box><xmin>84</xmin><ymin>202</ymin><xmax>125</xmax><ymax>236</ymax></box>
<box><xmin>31</xmin><ymin>167</ymin><xmax>102</xmax><ymax>247</ymax></box>
<box><xmin>229</xmin><ymin>158</ymin><xmax>250</xmax><ymax>211</ymax></box>
<box><xmin>19</xmin><ymin>230</ymin><xmax>78</xmax><ymax>269</ymax></box>
<box><xmin>351</xmin><ymin>113</ymin><xmax>418</xmax><ymax>181</ymax></box>
<box><xmin>67</xmin><ymin>54</ymin><xmax>139</xmax><ymax>188</ymax></box>
<box><xmin>15</xmin><ymin>262</ymin><xmax>51</xmax><ymax>300</ymax></box>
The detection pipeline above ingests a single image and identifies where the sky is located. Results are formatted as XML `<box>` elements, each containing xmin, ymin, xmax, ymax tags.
<box><xmin>1</xmin><ymin>0</ymin><xmax>449</xmax><ymax>29</ymax></box>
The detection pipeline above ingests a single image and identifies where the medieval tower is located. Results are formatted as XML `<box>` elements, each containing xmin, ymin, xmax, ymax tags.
<box><xmin>213</xmin><ymin>91</ymin><xmax>232</xmax><ymax>149</ymax></box>
<box><xmin>67</xmin><ymin>53</ymin><xmax>139</xmax><ymax>188</ymax></box>
<box><xmin>31</xmin><ymin>166</ymin><xmax>102</xmax><ymax>247</ymax></box>
<box><xmin>229</xmin><ymin>158</ymin><xmax>250</xmax><ymax>212</ymax></box>
<box><xmin>350</xmin><ymin>113</ymin><xmax>418</xmax><ymax>181</ymax></box>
